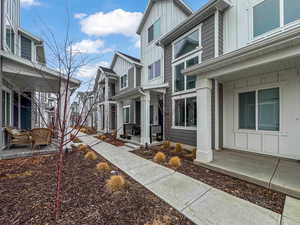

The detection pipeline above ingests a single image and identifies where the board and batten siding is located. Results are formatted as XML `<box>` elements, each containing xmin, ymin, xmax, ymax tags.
<box><xmin>140</xmin><ymin>0</ymin><xmax>189</xmax><ymax>87</ymax></box>
<box><xmin>112</xmin><ymin>56</ymin><xmax>134</xmax><ymax>95</ymax></box>
<box><xmin>163</xmin><ymin>13</ymin><xmax>218</xmax><ymax>147</ymax></box>
<box><xmin>223</xmin><ymin>69</ymin><xmax>300</xmax><ymax>160</ymax></box>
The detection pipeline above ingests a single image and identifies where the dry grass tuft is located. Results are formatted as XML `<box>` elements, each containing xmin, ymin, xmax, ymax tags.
<box><xmin>84</xmin><ymin>151</ymin><xmax>97</xmax><ymax>160</ymax></box>
<box><xmin>175</xmin><ymin>143</ymin><xmax>183</xmax><ymax>153</ymax></box>
<box><xmin>153</xmin><ymin>152</ymin><xmax>166</xmax><ymax>163</ymax></box>
<box><xmin>106</xmin><ymin>175</ymin><xmax>125</xmax><ymax>192</ymax></box>
<box><xmin>79</xmin><ymin>144</ymin><xmax>89</xmax><ymax>152</ymax></box>
<box><xmin>168</xmin><ymin>156</ymin><xmax>181</xmax><ymax>169</ymax></box>
<box><xmin>163</xmin><ymin>141</ymin><xmax>171</xmax><ymax>149</ymax></box>
<box><xmin>96</xmin><ymin>162</ymin><xmax>110</xmax><ymax>171</ymax></box>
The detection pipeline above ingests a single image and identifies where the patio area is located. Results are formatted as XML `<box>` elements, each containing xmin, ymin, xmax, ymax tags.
<box><xmin>0</xmin><ymin>144</ymin><xmax>58</xmax><ymax>160</ymax></box>
<box><xmin>198</xmin><ymin>149</ymin><xmax>300</xmax><ymax>199</ymax></box>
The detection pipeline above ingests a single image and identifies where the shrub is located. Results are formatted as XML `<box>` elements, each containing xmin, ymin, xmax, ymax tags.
<box><xmin>168</xmin><ymin>156</ymin><xmax>181</xmax><ymax>169</ymax></box>
<box><xmin>175</xmin><ymin>143</ymin><xmax>183</xmax><ymax>153</ymax></box>
<box><xmin>106</xmin><ymin>175</ymin><xmax>125</xmax><ymax>192</ymax></box>
<box><xmin>163</xmin><ymin>141</ymin><xmax>171</xmax><ymax>149</ymax></box>
<box><xmin>96</xmin><ymin>162</ymin><xmax>110</xmax><ymax>171</ymax></box>
<box><xmin>80</xmin><ymin>128</ymin><xmax>87</xmax><ymax>133</ymax></box>
<box><xmin>79</xmin><ymin>144</ymin><xmax>89</xmax><ymax>152</ymax></box>
<box><xmin>84</xmin><ymin>151</ymin><xmax>97</xmax><ymax>160</ymax></box>
<box><xmin>154</xmin><ymin>152</ymin><xmax>166</xmax><ymax>163</ymax></box>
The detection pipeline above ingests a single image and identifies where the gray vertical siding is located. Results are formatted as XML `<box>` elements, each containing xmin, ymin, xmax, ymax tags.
<box><xmin>115</xmin><ymin>66</ymin><xmax>135</xmax><ymax>95</ymax></box>
<box><xmin>219</xmin><ymin>12</ymin><xmax>224</xmax><ymax>56</ymax></box>
<box><xmin>202</xmin><ymin>15</ymin><xmax>215</xmax><ymax>61</ymax></box>
<box><xmin>164</xmin><ymin>44</ymin><xmax>197</xmax><ymax>146</ymax></box>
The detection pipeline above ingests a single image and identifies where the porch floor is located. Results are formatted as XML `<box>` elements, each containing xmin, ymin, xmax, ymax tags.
<box><xmin>198</xmin><ymin>149</ymin><xmax>300</xmax><ymax>199</ymax></box>
<box><xmin>0</xmin><ymin>144</ymin><xmax>58</xmax><ymax>160</ymax></box>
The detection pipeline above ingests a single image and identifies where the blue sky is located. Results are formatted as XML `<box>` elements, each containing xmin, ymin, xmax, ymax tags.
<box><xmin>21</xmin><ymin>0</ymin><xmax>209</xmax><ymax>80</ymax></box>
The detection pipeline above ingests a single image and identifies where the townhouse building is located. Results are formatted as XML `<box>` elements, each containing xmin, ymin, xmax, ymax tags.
<box><xmin>159</xmin><ymin>0</ymin><xmax>300</xmax><ymax>162</ymax></box>
<box><xmin>0</xmin><ymin>0</ymin><xmax>79</xmax><ymax>150</ymax></box>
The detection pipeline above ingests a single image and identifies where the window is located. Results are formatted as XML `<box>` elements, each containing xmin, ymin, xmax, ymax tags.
<box><xmin>2</xmin><ymin>90</ymin><xmax>11</xmax><ymax>127</ymax></box>
<box><xmin>21</xmin><ymin>36</ymin><xmax>32</xmax><ymax>60</ymax></box>
<box><xmin>120</xmin><ymin>74</ymin><xmax>128</xmax><ymax>89</ymax></box>
<box><xmin>5</xmin><ymin>26</ymin><xmax>15</xmax><ymax>53</ymax></box>
<box><xmin>148</xmin><ymin>60</ymin><xmax>161</xmax><ymax>80</ymax></box>
<box><xmin>239</xmin><ymin>88</ymin><xmax>279</xmax><ymax>131</ymax></box>
<box><xmin>174</xmin><ymin>96</ymin><xmax>197</xmax><ymax>128</ymax></box>
<box><xmin>253</xmin><ymin>0</ymin><xmax>280</xmax><ymax>37</ymax></box>
<box><xmin>123</xmin><ymin>106</ymin><xmax>130</xmax><ymax>124</ymax></box>
<box><xmin>148</xmin><ymin>19</ymin><xmax>160</xmax><ymax>43</ymax></box>
<box><xmin>174</xmin><ymin>30</ymin><xmax>199</xmax><ymax>59</ymax></box>
<box><xmin>174</xmin><ymin>56</ymin><xmax>198</xmax><ymax>92</ymax></box>
<box><xmin>284</xmin><ymin>0</ymin><xmax>300</xmax><ymax>25</ymax></box>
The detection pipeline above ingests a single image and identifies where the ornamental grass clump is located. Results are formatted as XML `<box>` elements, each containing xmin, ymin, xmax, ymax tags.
<box><xmin>168</xmin><ymin>156</ymin><xmax>181</xmax><ymax>169</ymax></box>
<box><xmin>84</xmin><ymin>151</ymin><xmax>97</xmax><ymax>160</ymax></box>
<box><xmin>154</xmin><ymin>152</ymin><xmax>166</xmax><ymax>163</ymax></box>
<box><xmin>79</xmin><ymin>144</ymin><xmax>89</xmax><ymax>152</ymax></box>
<box><xmin>106</xmin><ymin>175</ymin><xmax>125</xmax><ymax>192</ymax></box>
<box><xmin>96</xmin><ymin>162</ymin><xmax>110</xmax><ymax>172</ymax></box>
<box><xmin>174</xmin><ymin>143</ymin><xmax>183</xmax><ymax>153</ymax></box>
<box><xmin>163</xmin><ymin>141</ymin><xmax>171</xmax><ymax>149</ymax></box>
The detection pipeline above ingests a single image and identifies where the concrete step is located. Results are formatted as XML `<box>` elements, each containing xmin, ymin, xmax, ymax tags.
<box><xmin>125</xmin><ymin>142</ymin><xmax>140</xmax><ymax>150</ymax></box>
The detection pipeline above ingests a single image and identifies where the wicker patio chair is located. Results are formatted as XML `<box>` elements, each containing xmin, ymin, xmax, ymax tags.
<box><xmin>5</xmin><ymin>127</ymin><xmax>32</xmax><ymax>149</ymax></box>
<box><xmin>31</xmin><ymin>128</ymin><xmax>52</xmax><ymax>149</ymax></box>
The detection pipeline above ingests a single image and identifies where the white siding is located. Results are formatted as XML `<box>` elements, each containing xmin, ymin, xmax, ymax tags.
<box><xmin>113</xmin><ymin>56</ymin><xmax>133</xmax><ymax>78</ymax></box>
<box><xmin>140</xmin><ymin>0</ymin><xmax>188</xmax><ymax>87</ymax></box>
<box><xmin>223</xmin><ymin>68</ymin><xmax>300</xmax><ymax>160</ymax></box>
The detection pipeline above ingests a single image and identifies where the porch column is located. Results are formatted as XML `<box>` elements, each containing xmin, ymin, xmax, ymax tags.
<box><xmin>141</xmin><ymin>91</ymin><xmax>150</xmax><ymax>145</ymax></box>
<box><xmin>196</xmin><ymin>78</ymin><xmax>213</xmax><ymax>163</ymax></box>
<box><xmin>104</xmin><ymin>77</ymin><xmax>109</xmax><ymax>133</ymax></box>
<box><xmin>117</xmin><ymin>102</ymin><xmax>124</xmax><ymax>135</ymax></box>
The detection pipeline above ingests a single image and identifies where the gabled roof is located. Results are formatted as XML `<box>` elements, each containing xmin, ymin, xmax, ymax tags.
<box><xmin>137</xmin><ymin>0</ymin><xmax>193</xmax><ymax>35</ymax></box>
<box><xmin>111</xmin><ymin>51</ymin><xmax>142</xmax><ymax>69</ymax></box>
<box><xmin>99</xmin><ymin>66</ymin><xmax>116</xmax><ymax>74</ymax></box>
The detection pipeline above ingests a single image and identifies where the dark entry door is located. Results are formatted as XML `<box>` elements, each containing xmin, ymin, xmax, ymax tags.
<box><xmin>21</xmin><ymin>92</ymin><xmax>32</xmax><ymax>130</ymax></box>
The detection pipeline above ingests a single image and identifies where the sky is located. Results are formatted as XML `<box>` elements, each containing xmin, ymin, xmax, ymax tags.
<box><xmin>20</xmin><ymin>0</ymin><xmax>209</xmax><ymax>82</ymax></box>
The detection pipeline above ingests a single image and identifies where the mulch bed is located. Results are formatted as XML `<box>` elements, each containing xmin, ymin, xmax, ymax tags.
<box><xmin>0</xmin><ymin>148</ymin><xmax>194</xmax><ymax>225</ymax></box>
<box><xmin>132</xmin><ymin>145</ymin><xmax>286</xmax><ymax>214</ymax></box>
<box><xmin>95</xmin><ymin>134</ymin><xmax>125</xmax><ymax>147</ymax></box>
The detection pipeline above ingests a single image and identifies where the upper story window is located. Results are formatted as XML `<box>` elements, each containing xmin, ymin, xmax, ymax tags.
<box><xmin>148</xmin><ymin>60</ymin><xmax>161</xmax><ymax>80</ymax></box>
<box><xmin>21</xmin><ymin>36</ymin><xmax>32</xmax><ymax>61</ymax></box>
<box><xmin>253</xmin><ymin>0</ymin><xmax>300</xmax><ymax>38</ymax></box>
<box><xmin>173</xmin><ymin>54</ymin><xmax>200</xmax><ymax>93</ymax></box>
<box><xmin>120</xmin><ymin>74</ymin><xmax>128</xmax><ymax>89</ymax></box>
<box><xmin>5</xmin><ymin>25</ymin><xmax>15</xmax><ymax>54</ymax></box>
<box><xmin>174</xmin><ymin>29</ymin><xmax>200</xmax><ymax>59</ymax></box>
<box><xmin>148</xmin><ymin>19</ymin><xmax>161</xmax><ymax>43</ymax></box>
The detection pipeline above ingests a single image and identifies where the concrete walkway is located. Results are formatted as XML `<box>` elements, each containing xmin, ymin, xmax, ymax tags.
<box><xmin>199</xmin><ymin>150</ymin><xmax>300</xmax><ymax>199</ymax></box>
<box><xmin>75</xmin><ymin>134</ymin><xmax>300</xmax><ymax>225</ymax></box>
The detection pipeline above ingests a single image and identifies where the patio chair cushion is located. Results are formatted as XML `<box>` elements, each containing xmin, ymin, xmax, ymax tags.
<box><xmin>10</xmin><ymin>129</ymin><xmax>21</xmax><ymax>136</ymax></box>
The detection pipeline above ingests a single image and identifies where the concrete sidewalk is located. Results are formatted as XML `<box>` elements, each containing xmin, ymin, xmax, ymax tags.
<box><xmin>79</xmin><ymin>135</ymin><xmax>300</xmax><ymax>225</ymax></box>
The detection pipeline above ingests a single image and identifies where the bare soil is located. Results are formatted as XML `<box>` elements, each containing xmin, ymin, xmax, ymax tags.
<box><xmin>0</xmin><ymin>149</ymin><xmax>194</xmax><ymax>225</ymax></box>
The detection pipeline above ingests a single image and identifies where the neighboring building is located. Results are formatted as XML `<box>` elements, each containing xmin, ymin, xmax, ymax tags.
<box><xmin>0</xmin><ymin>0</ymin><xmax>80</xmax><ymax>150</ymax></box>
<box><xmin>34</xmin><ymin>92</ymin><xmax>57</xmax><ymax>128</ymax></box>
<box><xmin>159</xmin><ymin>0</ymin><xmax>300</xmax><ymax>162</ymax></box>
<box><xmin>70</xmin><ymin>101</ymin><xmax>80</xmax><ymax>127</ymax></box>
<box><xmin>76</xmin><ymin>91</ymin><xmax>95</xmax><ymax>128</ymax></box>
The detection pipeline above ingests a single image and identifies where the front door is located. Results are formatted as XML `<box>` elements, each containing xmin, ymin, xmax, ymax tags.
<box><xmin>21</xmin><ymin>92</ymin><xmax>32</xmax><ymax>130</ymax></box>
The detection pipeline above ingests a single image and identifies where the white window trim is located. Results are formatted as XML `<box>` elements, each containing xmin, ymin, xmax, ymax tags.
<box><xmin>148</xmin><ymin>59</ymin><xmax>161</xmax><ymax>81</ymax></box>
<box><xmin>249</xmin><ymin>0</ymin><xmax>300</xmax><ymax>43</ymax></box>
<box><xmin>120</xmin><ymin>74</ymin><xmax>128</xmax><ymax>90</ymax></box>
<box><xmin>123</xmin><ymin>105</ymin><xmax>130</xmax><ymax>124</ymax></box>
<box><xmin>236</xmin><ymin>84</ymin><xmax>281</xmax><ymax>133</ymax></box>
<box><xmin>172</xmin><ymin>24</ymin><xmax>203</xmax><ymax>61</ymax></box>
<box><xmin>1</xmin><ymin>87</ymin><xmax>13</xmax><ymax>127</ymax></box>
<box><xmin>172</xmin><ymin>51</ymin><xmax>202</xmax><ymax>94</ymax></box>
<box><xmin>172</xmin><ymin>92</ymin><xmax>197</xmax><ymax>130</ymax></box>
<box><xmin>148</xmin><ymin>17</ymin><xmax>161</xmax><ymax>45</ymax></box>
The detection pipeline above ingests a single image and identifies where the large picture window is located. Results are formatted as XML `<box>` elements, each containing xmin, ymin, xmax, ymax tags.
<box><xmin>253</xmin><ymin>0</ymin><xmax>300</xmax><ymax>37</ymax></box>
<box><xmin>174</xmin><ymin>56</ymin><xmax>198</xmax><ymax>92</ymax></box>
<box><xmin>239</xmin><ymin>88</ymin><xmax>279</xmax><ymax>131</ymax></box>
<box><xmin>148</xmin><ymin>19</ymin><xmax>160</xmax><ymax>43</ymax></box>
<box><xmin>174</xmin><ymin>30</ymin><xmax>199</xmax><ymax>59</ymax></box>
<box><xmin>174</xmin><ymin>96</ymin><xmax>197</xmax><ymax>128</ymax></box>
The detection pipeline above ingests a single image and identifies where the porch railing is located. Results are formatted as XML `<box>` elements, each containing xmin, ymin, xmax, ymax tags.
<box><xmin>150</xmin><ymin>124</ymin><xmax>163</xmax><ymax>144</ymax></box>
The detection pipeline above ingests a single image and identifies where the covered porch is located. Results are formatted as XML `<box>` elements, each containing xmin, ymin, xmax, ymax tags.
<box><xmin>0</xmin><ymin>51</ymin><xmax>79</xmax><ymax>150</ymax></box>
<box><xmin>199</xmin><ymin>149</ymin><xmax>300</xmax><ymax>199</ymax></box>
<box><xmin>184</xmin><ymin>26</ymin><xmax>300</xmax><ymax>163</ymax></box>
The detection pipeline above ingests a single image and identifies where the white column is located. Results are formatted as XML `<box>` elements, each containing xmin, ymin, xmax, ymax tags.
<box><xmin>215</xmin><ymin>80</ymin><xmax>220</xmax><ymax>150</ymax></box>
<box><xmin>141</xmin><ymin>91</ymin><xmax>150</xmax><ymax>145</ymax></box>
<box><xmin>196</xmin><ymin>78</ymin><xmax>213</xmax><ymax>163</ymax></box>
<box><xmin>117</xmin><ymin>102</ymin><xmax>123</xmax><ymax>135</ymax></box>
<box><xmin>104</xmin><ymin>77</ymin><xmax>109</xmax><ymax>133</ymax></box>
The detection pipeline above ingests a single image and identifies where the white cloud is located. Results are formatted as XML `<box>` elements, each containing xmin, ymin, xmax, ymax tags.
<box><xmin>20</xmin><ymin>0</ymin><xmax>40</xmax><ymax>7</ymax></box>
<box><xmin>74</xmin><ymin>13</ymin><xmax>87</xmax><ymax>19</ymax></box>
<box><xmin>133</xmin><ymin>36</ymin><xmax>141</xmax><ymax>48</ymax></box>
<box><xmin>71</xmin><ymin>39</ymin><xmax>108</xmax><ymax>54</ymax></box>
<box><xmin>79</xmin><ymin>9</ymin><xmax>143</xmax><ymax>38</ymax></box>
<box><xmin>77</xmin><ymin>61</ymin><xmax>110</xmax><ymax>78</ymax></box>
